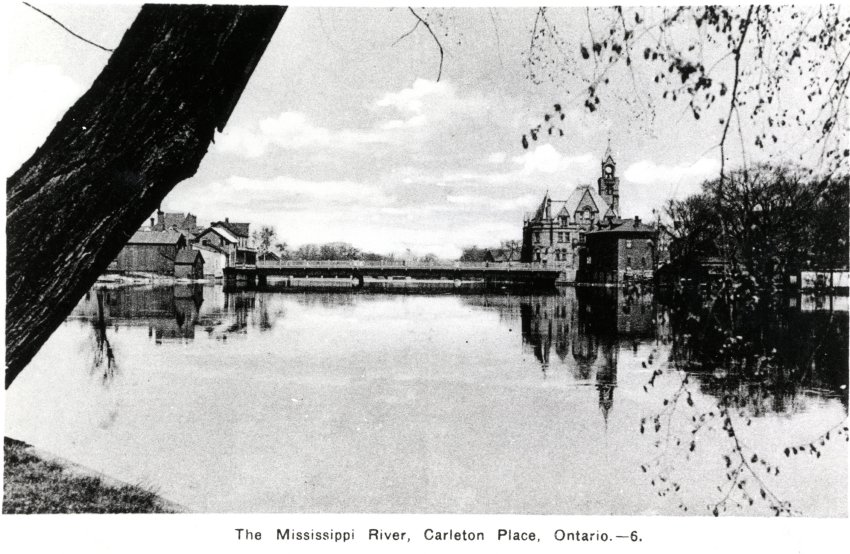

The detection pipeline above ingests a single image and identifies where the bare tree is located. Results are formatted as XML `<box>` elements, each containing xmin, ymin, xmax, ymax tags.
<box><xmin>520</xmin><ymin>6</ymin><xmax>849</xmax><ymax>177</ymax></box>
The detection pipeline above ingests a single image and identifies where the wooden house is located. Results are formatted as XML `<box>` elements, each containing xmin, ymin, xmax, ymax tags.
<box><xmin>110</xmin><ymin>230</ymin><xmax>186</xmax><ymax>275</ymax></box>
<box><xmin>196</xmin><ymin>221</ymin><xmax>256</xmax><ymax>267</ymax></box>
<box><xmin>174</xmin><ymin>249</ymin><xmax>205</xmax><ymax>279</ymax></box>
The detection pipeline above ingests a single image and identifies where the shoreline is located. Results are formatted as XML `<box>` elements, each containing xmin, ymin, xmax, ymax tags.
<box><xmin>2</xmin><ymin>437</ymin><xmax>186</xmax><ymax>514</ymax></box>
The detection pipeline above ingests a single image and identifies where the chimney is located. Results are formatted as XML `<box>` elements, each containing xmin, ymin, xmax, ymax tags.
<box><xmin>634</xmin><ymin>215</ymin><xmax>640</xmax><ymax>226</ymax></box>
<box><xmin>150</xmin><ymin>218</ymin><xmax>154</xmax><ymax>228</ymax></box>
<box><xmin>225</xmin><ymin>217</ymin><xmax>229</xmax><ymax>223</ymax></box>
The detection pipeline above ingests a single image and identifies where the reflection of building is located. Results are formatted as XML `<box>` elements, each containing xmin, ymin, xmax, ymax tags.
<box><xmin>521</xmin><ymin>147</ymin><xmax>621</xmax><ymax>280</ymax></box>
<box><xmin>75</xmin><ymin>285</ymin><xmax>204</xmax><ymax>341</ymax></box>
<box><xmin>513</xmin><ymin>288</ymin><xmax>656</xmax><ymax>421</ymax></box>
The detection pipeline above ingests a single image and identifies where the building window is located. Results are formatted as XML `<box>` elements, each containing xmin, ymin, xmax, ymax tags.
<box><xmin>626</xmin><ymin>240</ymin><xmax>632</xmax><ymax>248</ymax></box>
<box><xmin>587</xmin><ymin>256</ymin><xmax>592</xmax><ymax>265</ymax></box>
<box><xmin>626</xmin><ymin>256</ymin><xmax>632</xmax><ymax>268</ymax></box>
<box><xmin>641</xmin><ymin>257</ymin><xmax>646</xmax><ymax>268</ymax></box>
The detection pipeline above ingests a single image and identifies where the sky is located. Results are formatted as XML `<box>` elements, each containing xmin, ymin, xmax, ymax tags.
<box><xmin>7</xmin><ymin>2</ymin><xmax>832</xmax><ymax>258</ymax></box>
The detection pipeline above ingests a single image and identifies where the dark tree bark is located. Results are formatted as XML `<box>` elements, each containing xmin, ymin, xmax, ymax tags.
<box><xmin>6</xmin><ymin>4</ymin><xmax>287</xmax><ymax>388</ymax></box>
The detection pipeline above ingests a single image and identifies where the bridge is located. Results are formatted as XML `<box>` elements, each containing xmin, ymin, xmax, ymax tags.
<box><xmin>223</xmin><ymin>260</ymin><xmax>562</xmax><ymax>289</ymax></box>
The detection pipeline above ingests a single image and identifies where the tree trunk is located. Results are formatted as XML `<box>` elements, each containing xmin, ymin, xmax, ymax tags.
<box><xmin>6</xmin><ymin>4</ymin><xmax>287</xmax><ymax>388</ymax></box>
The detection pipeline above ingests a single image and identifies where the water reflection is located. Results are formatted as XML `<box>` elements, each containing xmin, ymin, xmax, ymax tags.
<box><xmin>71</xmin><ymin>284</ymin><xmax>847</xmax><ymax>412</ymax></box>
<box><xmin>659</xmin><ymin>286</ymin><xmax>849</xmax><ymax>414</ymax></box>
<box><xmin>9</xmin><ymin>283</ymin><xmax>847</xmax><ymax>514</ymax></box>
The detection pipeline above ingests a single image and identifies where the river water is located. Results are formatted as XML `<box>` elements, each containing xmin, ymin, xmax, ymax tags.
<box><xmin>5</xmin><ymin>284</ymin><xmax>847</xmax><ymax>515</ymax></box>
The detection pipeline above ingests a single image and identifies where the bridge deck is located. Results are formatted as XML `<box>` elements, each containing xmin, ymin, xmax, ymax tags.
<box><xmin>253</xmin><ymin>260</ymin><xmax>557</xmax><ymax>273</ymax></box>
<box><xmin>224</xmin><ymin>260</ymin><xmax>561</xmax><ymax>288</ymax></box>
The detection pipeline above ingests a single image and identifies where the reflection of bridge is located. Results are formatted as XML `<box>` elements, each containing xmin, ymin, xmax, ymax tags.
<box><xmin>224</xmin><ymin>260</ymin><xmax>562</xmax><ymax>289</ymax></box>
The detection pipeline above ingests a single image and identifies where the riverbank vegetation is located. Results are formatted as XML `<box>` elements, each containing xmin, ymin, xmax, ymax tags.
<box><xmin>3</xmin><ymin>437</ymin><xmax>174</xmax><ymax>514</ymax></box>
<box><xmin>664</xmin><ymin>165</ymin><xmax>849</xmax><ymax>287</ymax></box>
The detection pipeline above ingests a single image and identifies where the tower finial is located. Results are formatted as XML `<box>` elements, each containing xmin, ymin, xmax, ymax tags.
<box><xmin>604</xmin><ymin>137</ymin><xmax>613</xmax><ymax>160</ymax></box>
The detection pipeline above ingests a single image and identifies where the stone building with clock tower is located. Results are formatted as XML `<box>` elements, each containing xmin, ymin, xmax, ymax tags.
<box><xmin>521</xmin><ymin>144</ymin><xmax>656</xmax><ymax>283</ymax></box>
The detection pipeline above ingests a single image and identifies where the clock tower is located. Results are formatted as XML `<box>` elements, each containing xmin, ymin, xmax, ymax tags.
<box><xmin>597</xmin><ymin>141</ymin><xmax>620</xmax><ymax>218</ymax></box>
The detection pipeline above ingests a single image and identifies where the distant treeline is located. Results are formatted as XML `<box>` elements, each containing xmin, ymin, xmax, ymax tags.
<box><xmin>665</xmin><ymin>164</ymin><xmax>849</xmax><ymax>285</ymax></box>
<box><xmin>275</xmin><ymin>241</ymin><xmax>440</xmax><ymax>263</ymax></box>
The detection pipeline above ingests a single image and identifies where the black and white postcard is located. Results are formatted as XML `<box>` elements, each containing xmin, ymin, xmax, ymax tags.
<box><xmin>3</xmin><ymin>1</ymin><xmax>848</xmax><ymax>552</ymax></box>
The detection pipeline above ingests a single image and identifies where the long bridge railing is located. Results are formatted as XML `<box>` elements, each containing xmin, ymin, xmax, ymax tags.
<box><xmin>254</xmin><ymin>260</ymin><xmax>554</xmax><ymax>272</ymax></box>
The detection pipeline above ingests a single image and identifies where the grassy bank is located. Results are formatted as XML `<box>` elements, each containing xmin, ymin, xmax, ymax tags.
<box><xmin>3</xmin><ymin>437</ymin><xmax>175</xmax><ymax>513</ymax></box>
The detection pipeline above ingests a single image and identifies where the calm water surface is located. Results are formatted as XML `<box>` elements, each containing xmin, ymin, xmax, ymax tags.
<box><xmin>5</xmin><ymin>285</ymin><xmax>847</xmax><ymax>515</ymax></box>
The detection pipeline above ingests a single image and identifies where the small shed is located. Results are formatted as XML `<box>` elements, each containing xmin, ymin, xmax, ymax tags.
<box><xmin>111</xmin><ymin>230</ymin><xmax>186</xmax><ymax>275</ymax></box>
<box><xmin>174</xmin><ymin>249</ymin><xmax>205</xmax><ymax>279</ymax></box>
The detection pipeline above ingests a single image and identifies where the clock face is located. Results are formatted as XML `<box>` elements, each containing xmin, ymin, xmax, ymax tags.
<box><xmin>604</xmin><ymin>165</ymin><xmax>613</xmax><ymax>175</ymax></box>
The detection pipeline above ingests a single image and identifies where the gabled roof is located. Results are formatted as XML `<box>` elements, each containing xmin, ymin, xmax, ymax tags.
<box><xmin>127</xmin><ymin>230</ymin><xmax>184</xmax><ymax>245</ymax></box>
<box><xmin>531</xmin><ymin>191</ymin><xmax>550</xmax><ymax>221</ymax></box>
<box><xmin>563</xmin><ymin>185</ymin><xmax>610</xmax><ymax>217</ymax></box>
<box><xmin>175</xmin><ymin>249</ymin><xmax>204</xmax><ymax>264</ymax></box>
<box><xmin>211</xmin><ymin>220</ymin><xmax>250</xmax><ymax>238</ymax></box>
<box><xmin>199</xmin><ymin>225</ymin><xmax>238</xmax><ymax>244</ymax></box>
<box><xmin>529</xmin><ymin>185</ymin><xmax>612</xmax><ymax>224</ymax></box>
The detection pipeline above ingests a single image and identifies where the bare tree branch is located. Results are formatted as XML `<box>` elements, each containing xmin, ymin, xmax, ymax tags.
<box><xmin>408</xmin><ymin>7</ymin><xmax>443</xmax><ymax>82</ymax></box>
<box><xmin>719</xmin><ymin>6</ymin><xmax>755</xmax><ymax>183</ymax></box>
<box><xmin>22</xmin><ymin>1</ymin><xmax>114</xmax><ymax>52</ymax></box>
<box><xmin>391</xmin><ymin>17</ymin><xmax>420</xmax><ymax>46</ymax></box>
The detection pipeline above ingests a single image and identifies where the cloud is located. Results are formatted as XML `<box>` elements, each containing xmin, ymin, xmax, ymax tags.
<box><xmin>215</xmin><ymin>79</ymin><xmax>493</xmax><ymax>163</ymax></box>
<box><xmin>446</xmin><ymin>194</ymin><xmax>539</xmax><ymax>211</ymax></box>
<box><xmin>511</xmin><ymin>144</ymin><xmax>597</xmax><ymax>177</ymax></box>
<box><xmin>374</xmin><ymin>78</ymin><xmax>450</xmax><ymax>113</ymax></box>
<box><xmin>379</xmin><ymin>114</ymin><xmax>427</xmax><ymax>130</ymax></box>
<box><xmin>217</xmin><ymin>112</ymin><xmax>388</xmax><ymax>158</ymax></box>
<box><xmin>6</xmin><ymin>63</ymin><xmax>82</xmax><ymax>173</ymax></box>
<box><xmin>624</xmin><ymin>157</ymin><xmax>720</xmax><ymax>187</ymax></box>
<box><xmin>621</xmin><ymin>157</ymin><xmax>721</xmax><ymax>219</ymax></box>
<box><xmin>486</xmin><ymin>152</ymin><xmax>507</xmax><ymax>164</ymax></box>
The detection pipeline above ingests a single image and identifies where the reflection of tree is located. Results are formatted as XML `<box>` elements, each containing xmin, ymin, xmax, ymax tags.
<box><xmin>91</xmin><ymin>289</ymin><xmax>118</xmax><ymax>385</ymax></box>
<box><xmin>643</xmin><ymin>279</ymin><xmax>849</xmax><ymax>516</ymax></box>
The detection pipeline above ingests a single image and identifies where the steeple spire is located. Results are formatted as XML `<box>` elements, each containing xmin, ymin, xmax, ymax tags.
<box><xmin>603</xmin><ymin>137</ymin><xmax>613</xmax><ymax>163</ymax></box>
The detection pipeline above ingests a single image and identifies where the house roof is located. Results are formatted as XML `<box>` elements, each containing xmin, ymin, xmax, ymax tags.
<box><xmin>530</xmin><ymin>185</ymin><xmax>612</xmax><ymax>223</ymax></box>
<box><xmin>175</xmin><ymin>249</ymin><xmax>203</xmax><ymax>264</ymax></box>
<box><xmin>127</xmin><ymin>230</ymin><xmax>184</xmax><ymax>245</ymax></box>
<box><xmin>212</xmin><ymin>220</ymin><xmax>250</xmax><ymax>238</ymax></box>
<box><xmin>199</xmin><ymin>225</ymin><xmax>239</xmax><ymax>244</ymax></box>
<box><xmin>564</xmin><ymin>185</ymin><xmax>610</xmax><ymax>217</ymax></box>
